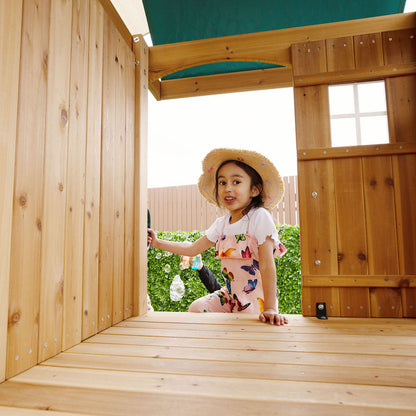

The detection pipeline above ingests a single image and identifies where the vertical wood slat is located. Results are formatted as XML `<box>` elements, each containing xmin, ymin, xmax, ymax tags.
<box><xmin>333</xmin><ymin>158</ymin><xmax>369</xmax><ymax>317</ymax></box>
<box><xmin>39</xmin><ymin>0</ymin><xmax>73</xmax><ymax>363</ymax></box>
<box><xmin>112</xmin><ymin>30</ymin><xmax>126</xmax><ymax>325</ymax></box>
<box><xmin>148</xmin><ymin>178</ymin><xmax>299</xmax><ymax>232</ymax></box>
<box><xmin>383</xmin><ymin>28</ymin><xmax>416</xmax><ymax>144</ymax></box>
<box><xmin>133</xmin><ymin>35</ymin><xmax>149</xmax><ymax>316</ymax></box>
<box><xmin>124</xmin><ymin>46</ymin><xmax>135</xmax><ymax>320</ymax></box>
<box><xmin>385</xmin><ymin>75</ymin><xmax>416</xmax><ymax>143</ymax></box>
<box><xmin>7</xmin><ymin>0</ymin><xmax>50</xmax><ymax>379</ymax></box>
<box><xmin>363</xmin><ymin>156</ymin><xmax>400</xmax><ymax>318</ymax></box>
<box><xmin>0</xmin><ymin>0</ymin><xmax>23</xmax><ymax>382</ymax></box>
<box><xmin>62</xmin><ymin>0</ymin><xmax>89</xmax><ymax>351</ymax></box>
<box><xmin>363</xmin><ymin>156</ymin><xmax>399</xmax><ymax>276</ymax></box>
<box><xmin>293</xmin><ymin>86</ymin><xmax>331</xmax><ymax>149</ymax></box>
<box><xmin>82</xmin><ymin>0</ymin><xmax>104</xmax><ymax>340</ymax></box>
<box><xmin>99</xmin><ymin>17</ymin><xmax>117</xmax><ymax>331</ymax></box>
<box><xmin>393</xmin><ymin>154</ymin><xmax>416</xmax><ymax>318</ymax></box>
<box><xmin>326</xmin><ymin>36</ymin><xmax>355</xmax><ymax>71</ymax></box>
<box><xmin>354</xmin><ymin>33</ymin><xmax>384</xmax><ymax>68</ymax></box>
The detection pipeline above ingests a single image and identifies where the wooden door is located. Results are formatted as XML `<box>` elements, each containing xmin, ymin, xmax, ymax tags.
<box><xmin>292</xmin><ymin>28</ymin><xmax>416</xmax><ymax>317</ymax></box>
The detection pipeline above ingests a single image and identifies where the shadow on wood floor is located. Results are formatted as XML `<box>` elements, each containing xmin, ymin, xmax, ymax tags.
<box><xmin>0</xmin><ymin>312</ymin><xmax>415</xmax><ymax>415</ymax></box>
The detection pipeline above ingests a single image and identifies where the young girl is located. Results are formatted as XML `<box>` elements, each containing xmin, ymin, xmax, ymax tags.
<box><xmin>147</xmin><ymin>148</ymin><xmax>288</xmax><ymax>325</ymax></box>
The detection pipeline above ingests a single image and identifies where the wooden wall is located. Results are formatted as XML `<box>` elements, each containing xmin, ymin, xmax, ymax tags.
<box><xmin>293</xmin><ymin>28</ymin><xmax>416</xmax><ymax>317</ymax></box>
<box><xmin>0</xmin><ymin>0</ymin><xmax>137</xmax><ymax>381</ymax></box>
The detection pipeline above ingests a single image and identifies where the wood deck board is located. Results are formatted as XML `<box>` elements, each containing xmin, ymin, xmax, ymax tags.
<box><xmin>0</xmin><ymin>313</ymin><xmax>415</xmax><ymax>415</ymax></box>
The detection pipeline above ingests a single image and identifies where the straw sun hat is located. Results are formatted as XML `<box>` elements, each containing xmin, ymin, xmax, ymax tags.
<box><xmin>198</xmin><ymin>148</ymin><xmax>284</xmax><ymax>210</ymax></box>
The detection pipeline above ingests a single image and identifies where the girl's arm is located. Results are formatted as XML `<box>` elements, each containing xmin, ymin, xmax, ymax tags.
<box><xmin>258</xmin><ymin>236</ymin><xmax>288</xmax><ymax>325</ymax></box>
<box><xmin>147</xmin><ymin>229</ymin><xmax>214</xmax><ymax>257</ymax></box>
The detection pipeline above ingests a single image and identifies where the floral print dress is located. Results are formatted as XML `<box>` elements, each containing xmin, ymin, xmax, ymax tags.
<box><xmin>188</xmin><ymin>219</ymin><xmax>286</xmax><ymax>313</ymax></box>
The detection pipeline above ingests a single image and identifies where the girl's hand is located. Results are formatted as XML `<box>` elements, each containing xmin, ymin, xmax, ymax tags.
<box><xmin>147</xmin><ymin>228</ymin><xmax>157</xmax><ymax>247</ymax></box>
<box><xmin>259</xmin><ymin>309</ymin><xmax>288</xmax><ymax>325</ymax></box>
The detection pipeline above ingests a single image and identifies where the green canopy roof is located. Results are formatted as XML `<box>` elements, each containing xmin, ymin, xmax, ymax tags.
<box><xmin>142</xmin><ymin>0</ymin><xmax>406</xmax><ymax>80</ymax></box>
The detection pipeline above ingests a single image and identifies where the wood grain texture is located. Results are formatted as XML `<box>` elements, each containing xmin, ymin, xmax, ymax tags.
<box><xmin>38</xmin><ymin>0</ymin><xmax>73</xmax><ymax>363</ymax></box>
<box><xmin>7</xmin><ymin>0</ymin><xmax>50</xmax><ymax>379</ymax></box>
<box><xmin>1</xmin><ymin>313</ymin><xmax>415</xmax><ymax>415</ymax></box>
<box><xmin>0</xmin><ymin>0</ymin><xmax>23</xmax><ymax>382</ymax></box>
<box><xmin>82</xmin><ymin>0</ymin><xmax>104</xmax><ymax>340</ymax></box>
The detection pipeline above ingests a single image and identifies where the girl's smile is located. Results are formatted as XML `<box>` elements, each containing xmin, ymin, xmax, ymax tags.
<box><xmin>217</xmin><ymin>162</ymin><xmax>260</xmax><ymax>223</ymax></box>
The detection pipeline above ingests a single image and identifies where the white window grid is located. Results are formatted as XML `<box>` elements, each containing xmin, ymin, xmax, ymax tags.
<box><xmin>329</xmin><ymin>82</ymin><xmax>388</xmax><ymax>146</ymax></box>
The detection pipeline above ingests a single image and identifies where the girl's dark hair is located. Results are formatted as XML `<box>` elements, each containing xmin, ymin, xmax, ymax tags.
<box><xmin>215</xmin><ymin>160</ymin><xmax>264</xmax><ymax>216</ymax></box>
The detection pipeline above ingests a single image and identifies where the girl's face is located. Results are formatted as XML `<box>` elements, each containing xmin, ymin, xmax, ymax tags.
<box><xmin>217</xmin><ymin>162</ymin><xmax>260</xmax><ymax>222</ymax></box>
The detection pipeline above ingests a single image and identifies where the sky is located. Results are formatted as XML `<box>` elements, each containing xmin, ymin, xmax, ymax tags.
<box><xmin>147</xmin><ymin>0</ymin><xmax>416</xmax><ymax>189</ymax></box>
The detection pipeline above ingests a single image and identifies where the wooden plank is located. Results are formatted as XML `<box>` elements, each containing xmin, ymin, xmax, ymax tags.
<box><xmin>298</xmin><ymin>142</ymin><xmax>416</xmax><ymax>161</ymax></box>
<box><xmin>160</xmin><ymin>67</ymin><xmax>292</xmax><ymax>100</ymax></box>
<box><xmin>393</xmin><ymin>154</ymin><xmax>416</xmax><ymax>318</ymax></box>
<box><xmin>326</xmin><ymin>36</ymin><xmax>355</xmax><ymax>72</ymax></box>
<box><xmin>124</xmin><ymin>46</ymin><xmax>136</xmax><ymax>320</ymax></box>
<box><xmin>301</xmin><ymin>288</ymin><xmax>340</xmax><ymax>317</ymax></box>
<box><xmin>38</xmin><ymin>0</ymin><xmax>73</xmax><ymax>363</ymax></box>
<box><xmin>12</xmin><ymin>365</ymin><xmax>416</xmax><ymax>410</ymax></box>
<box><xmin>112</xmin><ymin>28</ymin><xmax>127</xmax><ymax>325</ymax></box>
<box><xmin>45</xmin><ymin>352</ymin><xmax>416</xmax><ymax>387</ymax></box>
<box><xmin>401</xmin><ymin>288</ymin><xmax>416</xmax><ymax>318</ymax></box>
<box><xmin>0</xmin><ymin>406</ymin><xmax>82</xmax><ymax>416</ymax></box>
<box><xmin>339</xmin><ymin>288</ymin><xmax>370</xmax><ymax>317</ymax></box>
<box><xmin>133</xmin><ymin>35</ymin><xmax>149</xmax><ymax>316</ymax></box>
<box><xmin>333</xmin><ymin>158</ymin><xmax>367</xmax><ymax>275</ymax></box>
<box><xmin>82</xmin><ymin>333</ymin><xmax>416</xmax><ymax>357</ymax></box>
<box><xmin>6</xmin><ymin>0</ymin><xmax>50</xmax><ymax>379</ymax></box>
<box><xmin>82</xmin><ymin>0</ymin><xmax>104</xmax><ymax>340</ymax></box>
<box><xmin>392</xmin><ymin>154</ymin><xmax>416</xmax><ymax>274</ymax></box>
<box><xmin>291</xmin><ymin>40</ymin><xmax>327</xmax><ymax>76</ymax></box>
<box><xmin>370</xmin><ymin>288</ymin><xmax>403</xmax><ymax>318</ymax></box>
<box><xmin>363</xmin><ymin>156</ymin><xmax>399</xmax><ymax>275</ymax></box>
<box><xmin>108</xmin><ymin>322</ymin><xmax>416</xmax><ymax>343</ymax></box>
<box><xmin>99</xmin><ymin>17</ymin><xmax>117</xmax><ymax>331</ymax></box>
<box><xmin>148</xmin><ymin>12</ymin><xmax>416</xmax><ymax>82</ymax></box>
<box><xmin>354</xmin><ymin>33</ymin><xmax>384</xmax><ymax>67</ymax></box>
<box><xmin>303</xmin><ymin>275</ymin><xmax>415</xmax><ymax>288</ymax></box>
<box><xmin>3</xmin><ymin>381</ymin><xmax>414</xmax><ymax>416</ymax></box>
<box><xmin>0</xmin><ymin>0</ymin><xmax>23</xmax><ymax>382</ymax></box>
<box><xmin>297</xmin><ymin>160</ymin><xmax>337</xmax><ymax>276</ymax></box>
<box><xmin>293</xmin><ymin>62</ymin><xmax>416</xmax><ymax>87</ymax></box>
<box><xmin>62</xmin><ymin>0</ymin><xmax>89</xmax><ymax>352</ymax></box>
<box><xmin>294</xmin><ymin>86</ymin><xmax>331</xmax><ymax>149</ymax></box>
<box><xmin>382</xmin><ymin>28</ymin><xmax>416</xmax><ymax>64</ymax></box>
<box><xmin>385</xmin><ymin>75</ymin><xmax>416</xmax><ymax>143</ymax></box>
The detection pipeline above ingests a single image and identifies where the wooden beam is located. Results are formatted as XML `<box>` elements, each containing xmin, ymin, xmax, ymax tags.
<box><xmin>303</xmin><ymin>275</ymin><xmax>416</xmax><ymax>288</ymax></box>
<box><xmin>132</xmin><ymin>35</ymin><xmax>148</xmax><ymax>316</ymax></box>
<box><xmin>294</xmin><ymin>62</ymin><xmax>416</xmax><ymax>87</ymax></box>
<box><xmin>149</xmin><ymin>79</ymin><xmax>161</xmax><ymax>101</ymax></box>
<box><xmin>148</xmin><ymin>12</ymin><xmax>416</xmax><ymax>82</ymax></box>
<box><xmin>298</xmin><ymin>142</ymin><xmax>416</xmax><ymax>161</ymax></box>
<box><xmin>98</xmin><ymin>0</ymin><xmax>132</xmax><ymax>50</ymax></box>
<box><xmin>160</xmin><ymin>67</ymin><xmax>292</xmax><ymax>100</ymax></box>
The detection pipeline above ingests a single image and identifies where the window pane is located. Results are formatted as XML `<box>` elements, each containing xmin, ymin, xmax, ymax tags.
<box><xmin>358</xmin><ymin>82</ymin><xmax>387</xmax><ymax>113</ymax></box>
<box><xmin>330</xmin><ymin>118</ymin><xmax>357</xmax><ymax>147</ymax></box>
<box><xmin>329</xmin><ymin>85</ymin><xmax>355</xmax><ymax>115</ymax></box>
<box><xmin>361</xmin><ymin>116</ymin><xmax>389</xmax><ymax>145</ymax></box>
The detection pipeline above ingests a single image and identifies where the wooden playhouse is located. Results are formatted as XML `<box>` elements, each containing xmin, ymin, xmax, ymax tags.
<box><xmin>0</xmin><ymin>0</ymin><xmax>415</xmax><ymax>414</ymax></box>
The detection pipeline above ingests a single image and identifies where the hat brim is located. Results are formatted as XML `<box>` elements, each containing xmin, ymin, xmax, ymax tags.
<box><xmin>198</xmin><ymin>148</ymin><xmax>284</xmax><ymax>210</ymax></box>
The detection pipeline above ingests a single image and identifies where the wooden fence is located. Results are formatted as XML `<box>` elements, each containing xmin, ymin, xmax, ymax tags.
<box><xmin>148</xmin><ymin>176</ymin><xmax>298</xmax><ymax>231</ymax></box>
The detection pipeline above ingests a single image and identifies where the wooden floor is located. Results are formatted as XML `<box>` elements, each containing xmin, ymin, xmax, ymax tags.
<box><xmin>0</xmin><ymin>313</ymin><xmax>415</xmax><ymax>415</ymax></box>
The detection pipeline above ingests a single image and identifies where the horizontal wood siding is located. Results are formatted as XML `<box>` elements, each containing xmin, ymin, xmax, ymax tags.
<box><xmin>1</xmin><ymin>0</ymin><xmax>136</xmax><ymax>380</ymax></box>
<box><xmin>148</xmin><ymin>176</ymin><xmax>299</xmax><ymax>232</ymax></box>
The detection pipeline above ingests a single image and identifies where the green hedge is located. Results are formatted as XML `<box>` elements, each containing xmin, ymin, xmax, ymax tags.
<box><xmin>147</xmin><ymin>225</ymin><xmax>301</xmax><ymax>314</ymax></box>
